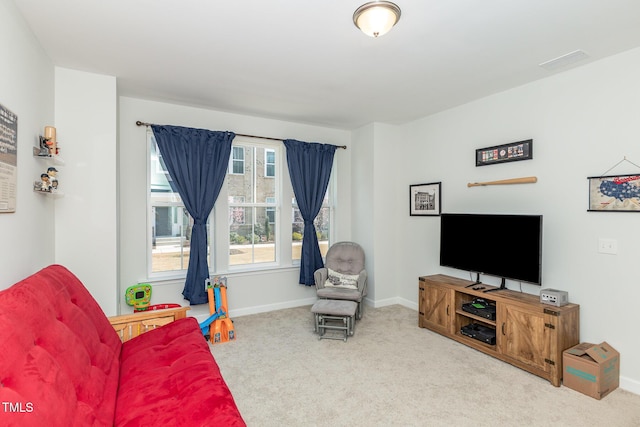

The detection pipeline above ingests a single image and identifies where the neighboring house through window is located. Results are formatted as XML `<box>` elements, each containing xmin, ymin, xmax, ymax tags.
<box><xmin>265</xmin><ymin>149</ymin><xmax>275</xmax><ymax>178</ymax></box>
<box><xmin>230</xmin><ymin>146</ymin><xmax>244</xmax><ymax>174</ymax></box>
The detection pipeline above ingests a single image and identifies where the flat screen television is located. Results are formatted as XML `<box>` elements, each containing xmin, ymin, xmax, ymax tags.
<box><xmin>439</xmin><ymin>213</ymin><xmax>542</xmax><ymax>290</ymax></box>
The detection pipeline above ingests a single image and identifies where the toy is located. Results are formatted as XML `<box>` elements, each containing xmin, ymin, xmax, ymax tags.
<box><xmin>125</xmin><ymin>284</ymin><xmax>152</xmax><ymax>311</ymax></box>
<box><xmin>44</xmin><ymin>126</ymin><xmax>57</xmax><ymax>155</ymax></box>
<box><xmin>199</xmin><ymin>276</ymin><xmax>235</xmax><ymax>344</ymax></box>
<box><xmin>47</xmin><ymin>167</ymin><xmax>58</xmax><ymax>189</ymax></box>
<box><xmin>39</xmin><ymin>173</ymin><xmax>51</xmax><ymax>191</ymax></box>
<box><xmin>125</xmin><ymin>283</ymin><xmax>181</xmax><ymax>312</ymax></box>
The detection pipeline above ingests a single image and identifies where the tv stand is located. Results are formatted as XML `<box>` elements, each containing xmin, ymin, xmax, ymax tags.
<box><xmin>465</xmin><ymin>272</ymin><xmax>482</xmax><ymax>288</ymax></box>
<box><xmin>483</xmin><ymin>277</ymin><xmax>506</xmax><ymax>293</ymax></box>
<box><xmin>418</xmin><ymin>274</ymin><xmax>580</xmax><ymax>387</ymax></box>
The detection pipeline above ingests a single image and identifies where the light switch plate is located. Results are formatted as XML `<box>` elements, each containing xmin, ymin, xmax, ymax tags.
<box><xmin>598</xmin><ymin>238</ymin><xmax>618</xmax><ymax>254</ymax></box>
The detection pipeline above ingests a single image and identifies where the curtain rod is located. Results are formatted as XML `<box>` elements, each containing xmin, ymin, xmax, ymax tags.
<box><xmin>136</xmin><ymin>121</ymin><xmax>347</xmax><ymax>149</ymax></box>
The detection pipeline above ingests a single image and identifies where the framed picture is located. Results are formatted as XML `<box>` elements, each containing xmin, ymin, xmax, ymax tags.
<box><xmin>0</xmin><ymin>103</ymin><xmax>17</xmax><ymax>213</ymax></box>
<box><xmin>410</xmin><ymin>182</ymin><xmax>441</xmax><ymax>216</ymax></box>
<box><xmin>476</xmin><ymin>139</ymin><xmax>532</xmax><ymax>167</ymax></box>
<box><xmin>588</xmin><ymin>174</ymin><xmax>640</xmax><ymax>212</ymax></box>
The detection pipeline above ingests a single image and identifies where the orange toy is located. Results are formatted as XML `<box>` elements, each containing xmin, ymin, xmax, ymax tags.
<box><xmin>206</xmin><ymin>277</ymin><xmax>236</xmax><ymax>344</ymax></box>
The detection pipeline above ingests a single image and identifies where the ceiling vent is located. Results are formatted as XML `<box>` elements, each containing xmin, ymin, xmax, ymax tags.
<box><xmin>539</xmin><ymin>50</ymin><xmax>589</xmax><ymax>71</ymax></box>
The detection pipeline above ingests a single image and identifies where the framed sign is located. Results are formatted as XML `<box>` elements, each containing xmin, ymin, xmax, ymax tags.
<box><xmin>410</xmin><ymin>182</ymin><xmax>441</xmax><ymax>216</ymax></box>
<box><xmin>588</xmin><ymin>174</ymin><xmax>640</xmax><ymax>212</ymax></box>
<box><xmin>476</xmin><ymin>139</ymin><xmax>532</xmax><ymax>167</ymax></box>
<box><xmin>0</xmin><ymin>103</ymin><xmax>18</xmax><ymax>213</ymax></box>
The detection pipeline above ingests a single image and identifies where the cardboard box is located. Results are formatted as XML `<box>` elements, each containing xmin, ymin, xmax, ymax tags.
<box><xmin>563</xmin><ymin>342</ymin><xmax>620</xmax><ymax>399</ymax></box>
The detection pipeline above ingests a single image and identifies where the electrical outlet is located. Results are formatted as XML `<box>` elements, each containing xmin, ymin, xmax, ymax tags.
<box><xmin>598</xmin><ymin>238</ymin><xmax>618</xmax><ymax>255</ymax></box>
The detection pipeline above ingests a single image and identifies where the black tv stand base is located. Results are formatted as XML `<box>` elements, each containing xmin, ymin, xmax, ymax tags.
<box><xmin>483</xmin><ymin>278</ymin><xmax>507</xmax><ymax>293</ymax></box>
<box><xmin>466</xmin><ymin>272</ymin><xmax>482</xmax><ymax>288</ymax></box>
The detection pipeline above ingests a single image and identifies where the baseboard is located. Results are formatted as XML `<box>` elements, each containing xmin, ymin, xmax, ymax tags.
<box><xmin>368</xmin><ymin>296</ymin><xmax>418</xmax><ymax>311</ymax></box>
<box><xmin>229</xmin><ymin>297</ymin><xmax>317</xmax><ymax>318</ymax></box>
<box><xmin>211</xmin><ymin>295</ymin><xmax>419</xmax><ymax>321</ymax></box>
<box><xmin>620</xmin><ymin>376</ymin><xmax>640</xmax><ymax>395</ymax></box>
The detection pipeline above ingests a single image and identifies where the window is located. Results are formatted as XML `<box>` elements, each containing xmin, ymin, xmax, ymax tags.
<box><xmin>227</xmin><ymin>143</ymin><xmax>278</xmax><ymax>266</ymax></box>
<box><xmin>265</xmin><ymin>149</ymin><xmax>275</xmax><ymax>177</ymax></box>
<box><xmin>230</xmin><ymin>146</ymin><xmax>245</xmax><ymax>174</ymax></box>
<box><xmin>148</xmin><ymin>132</ymin><xmax>334</xmax><ymax>277</ymax></box>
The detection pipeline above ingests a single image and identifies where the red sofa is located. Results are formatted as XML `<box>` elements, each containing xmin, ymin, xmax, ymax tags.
<box><xmin>0</xmin><ymin>265</ymin><xmax>245</xmax><ymax>427</ymax></box>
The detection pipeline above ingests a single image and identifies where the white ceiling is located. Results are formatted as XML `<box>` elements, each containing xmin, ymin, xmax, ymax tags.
<box><xmin>13</xmin><ymin>0</ymin><xmax>640</xmax><ymax>130</ymax></box>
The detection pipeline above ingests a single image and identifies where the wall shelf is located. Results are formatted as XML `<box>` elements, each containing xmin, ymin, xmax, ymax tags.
<box><xmin>33</xmin><ymin>189</ymin><xmax>64</xmax><ymax>198</ymax></box>
<box><xmin>33</xmin><ymin>147</ymin><xmax>65</xmax><ymax>165</ymax></box>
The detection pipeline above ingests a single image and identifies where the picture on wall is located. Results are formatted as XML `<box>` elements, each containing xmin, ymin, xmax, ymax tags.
<box><xmin>588</xmin><ymin>174</ymin><xmax>640</xmax><ymax>212</ymax></box>
<box><xmin>476</xmin><ymin>139</ymin><xmax>532</xmax><ymax>167</ymax></box>
<box><xmin>410</xmin><ymin>182</ymin><xmax>441</xmax><ymax>216</ymax></box>
<box><xmin>0</xmin><ymin>103</ymin><xmax>18</xmax><ymax>213</ymax></box>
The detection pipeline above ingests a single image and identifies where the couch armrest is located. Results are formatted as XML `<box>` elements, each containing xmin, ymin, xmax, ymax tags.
<box><xmin>109</xmin><ymin>306</ymin><xmax>190</xmax><ymax>342</ymax></box>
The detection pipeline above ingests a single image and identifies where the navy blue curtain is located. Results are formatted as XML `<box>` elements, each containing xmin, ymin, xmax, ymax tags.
<box><xmin>151</xmin><ymin>125</ymin><xmax>235</xmax><ymax>304</ymax></box>
<box><xmin>283</xmin><ymin>139</ymin><xmax>337</xmax><ymax>285</ymax></box>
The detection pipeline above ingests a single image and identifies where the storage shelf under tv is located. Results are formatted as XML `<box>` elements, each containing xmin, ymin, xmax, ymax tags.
<box><xmin>418</xmin><ymin>274</ymin><xmax>580</xmax><ymax>387</ymax></box>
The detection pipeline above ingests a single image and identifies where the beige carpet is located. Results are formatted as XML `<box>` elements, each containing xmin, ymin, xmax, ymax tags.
<box><xmin>210</xmin><ymin>304</ymin><xmax>640</xmax><ymax>426</ymax></box>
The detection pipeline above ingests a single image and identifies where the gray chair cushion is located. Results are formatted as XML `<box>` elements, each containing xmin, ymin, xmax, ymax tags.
<box><xmin>324</xmin><ymin>242</ymin><xmax>365</xmax><ymax>275</ymax></box>
<box><xmin>316</xmin><ymin>287</ymin><xmax>363</xmax><ymax>302</ymax></box>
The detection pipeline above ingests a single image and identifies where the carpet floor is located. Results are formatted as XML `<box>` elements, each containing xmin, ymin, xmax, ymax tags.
<box><xmin>210</xmin><ymin>304</ymin><xmax>640</xmax><ymax>426</ymax></box>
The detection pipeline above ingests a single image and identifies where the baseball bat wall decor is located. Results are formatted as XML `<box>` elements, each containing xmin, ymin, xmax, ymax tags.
<box><xmin>467</xmin><ymin>176</ymin><xmax>537</xmax><ymax>187</ymax></box>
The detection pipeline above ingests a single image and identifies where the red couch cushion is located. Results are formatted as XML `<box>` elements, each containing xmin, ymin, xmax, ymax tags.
<box><xmin>0</xmin><ymin>265</ymin><xmax>122</xmax><ymax>427</ymax></box>
<box><xmin>115</xmin><ymin>317</ymin><xmax>245</xmax><ymax>427</ymax></box>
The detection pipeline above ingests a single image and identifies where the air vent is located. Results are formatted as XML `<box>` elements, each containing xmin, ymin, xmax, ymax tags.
<box><xmin>539</xmin><ymin>50</ymin><xmax>589</xmax><ymax>71</ymax></box>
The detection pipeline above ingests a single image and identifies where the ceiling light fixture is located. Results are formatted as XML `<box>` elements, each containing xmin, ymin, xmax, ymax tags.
<box><xmin>353</xmin><ymin>1</ymin><xmax>401</xmax><ymax>38</ymax></box>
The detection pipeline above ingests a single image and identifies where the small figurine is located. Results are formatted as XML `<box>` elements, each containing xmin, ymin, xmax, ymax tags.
<box><xmin>47</xmin><ymin>167</ymin><xmax>58</xmax><ymax>190</ymax></box>
<box><xmin>38</xmin><ymin>136</ymin><xmax>50</xmax><ymax>156</ymax></box>
<box><xmin>44</xmin><ymin>126</ymin><xmax>57</xmax><ymax>155</ymax></box>
<box><xmin>40</xmin><ymin>173</ymin><xmax>51</xmax><ymax>192</ymax></box>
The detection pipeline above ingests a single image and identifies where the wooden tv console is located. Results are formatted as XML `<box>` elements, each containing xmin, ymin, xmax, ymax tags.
<box><xmin>418</xmin><ymin>274</ymin><xmax>579</xmax><ymax>386</ymax></box>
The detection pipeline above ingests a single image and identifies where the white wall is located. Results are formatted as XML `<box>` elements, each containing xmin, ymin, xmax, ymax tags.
<box><xmin>350</xmin><ymin>125</ymin><xmax>375</xmax><ymax>300</ymax></box>
<box><xmin>0</xmin><ymin>0</ymin><xmax>55</xmax><ymax>289</ymax></box>
<box><xmin>388</xmin><ymin>47</ymin><xmax>640</xmax><ymax>393</ymax></box>
<box><xmin>54</xmin><ymin>68</ymin><xmax>118</xmax><ymax>315</ymax></box>
<box><xmin>118</xmin><ymin>97</ymin><xmax>352</xmax><ymax>321</ymax></box>
<box><xmin>351</xmin><ymin>122</ymin><xmax>406</xmax><ymax>306</ymax></box>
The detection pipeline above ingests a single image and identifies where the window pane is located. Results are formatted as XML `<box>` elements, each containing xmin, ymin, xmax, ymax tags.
<box><xmin>228</xmin><ymin>143</ymin><xmax>280</xmax><ymax>267</ymax></box>
<box><xmin>228</xmin><ymin>147</ymin><xmax>253</xmax><ymax>201</ymax></box>
<box><xmin>151</xmin><ymin>207</ymin><xmax>199</xmax><ymax>273</ymax></box>
<box><xmin>229</xmin><ymin>206</ymin><xmax>277</xmax><ymax>265</ymax></box>
<box><xmin>231</xmin><ymin>146</ymin><xmax>245</xmax><ymax>174</ymax></box>
<box><xmin>150</xmin><ymin>134</ymin><xmax>204</xmax><ymax>274</ymax></box>
<box><xmin>316</xmin><ymin>206</ymin><xmax>330</xmax><ymax>256</ymax></box>
<box><xmin>150</xmin><ymin>137</ymin><xmax>177</xmax><ymax>194</ymax></box>
<box><xmin>266</xmin><ymin>197</ymin><xmax>276</xmax><ymax>224</ymax></box>
<box><xmin>265</xmin><ymin>149</ymin><xmax>275</xmax><ymax>177</ymax></box>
